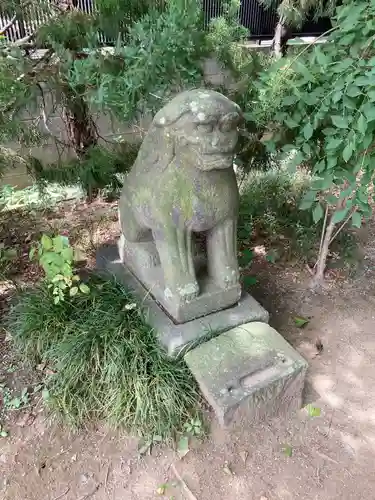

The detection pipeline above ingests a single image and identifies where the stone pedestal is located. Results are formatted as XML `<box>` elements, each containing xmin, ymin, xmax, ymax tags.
<box><xmin>96</xmin><ymin>245</ymin><xmax>269</xmax><ymax>356</ymax></box>
<box><xmin>184</xmin><ymin>322</ymin><xmax>308</xmax><ymax>427</ymax></box>
<box><xmin>119</xmin><ymin>235</ymin><xmax>242</xmax><ymax>324</ymax></box>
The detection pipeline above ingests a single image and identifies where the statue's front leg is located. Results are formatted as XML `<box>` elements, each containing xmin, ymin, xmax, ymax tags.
<box><xmin>153</xmin><ymin>226</ymin><xmax>199</xmax><ymax>303</ymax></box>
<box><xmin>207</xmin><ymin>218</ymin><xmax>240</xmax><ymax>289</ymax></box>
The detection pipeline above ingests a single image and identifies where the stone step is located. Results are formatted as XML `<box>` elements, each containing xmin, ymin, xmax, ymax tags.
<box><xmin>185</xmin><ymin>322</ymin><xmax>308</xmax><ymax>427</ymax></box>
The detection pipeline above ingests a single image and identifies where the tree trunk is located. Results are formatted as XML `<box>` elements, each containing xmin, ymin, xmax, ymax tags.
<box><xmin>62</xmin><ymin>85</ymin><xmax>99</xmax><ymax>201</ymax></box>
<box><xmin>311</xmin><ymin>215</ymin><xmax>336</xmax><ymax>288</ymax></box>
<box><xmin>271</xmin><ymin>20</ymin><xmax>291</xmax><ymax>58</ymax></box>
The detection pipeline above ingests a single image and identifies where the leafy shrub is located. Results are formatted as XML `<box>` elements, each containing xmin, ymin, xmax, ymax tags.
<box><xmin>253</xmin><ymin>0</ymin><xmax>375</xmax><ymax>281</ymax></box>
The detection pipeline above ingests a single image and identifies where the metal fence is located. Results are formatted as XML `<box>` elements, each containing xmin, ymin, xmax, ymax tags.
<box><xmin>1</xmin><ymin>0</ymin><xmax>332</xmax><ymax>44</ymax></box>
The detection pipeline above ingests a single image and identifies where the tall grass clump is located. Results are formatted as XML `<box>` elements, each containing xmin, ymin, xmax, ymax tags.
<box><xmin>7</xmin><ymin>274</ymin><xmax>201</xmax><ymax>439</ymax></box>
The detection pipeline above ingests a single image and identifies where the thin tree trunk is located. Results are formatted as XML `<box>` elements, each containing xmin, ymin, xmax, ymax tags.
<box><xmin>311</xmin><ymin>215</ymin><xmax>336</xmax><ymax>287</ymax></box>
<box><xmin>271</xmin><ymin>19</ymin><xmax>291</xmax><ymax>58</ymax></box>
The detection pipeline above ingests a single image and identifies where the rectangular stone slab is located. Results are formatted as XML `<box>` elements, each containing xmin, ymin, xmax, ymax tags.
<box><xmin>184</xmin><ymin>322</ymin><xmax>308</xmax><ymax>426</ymax></box>
<box><xmin>119</xmin><ymin>236</ymin><xmax>242</xmax><ymax>324</ymax></box>
<box><xmin>96</xmin><ymin>245</ymin><xmax>269</xmax><ymax>356</ymax></box>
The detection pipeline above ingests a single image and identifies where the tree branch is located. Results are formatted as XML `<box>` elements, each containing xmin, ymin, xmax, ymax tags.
<box><xmin>0</xmin><ymin>15</ymin><xmax>17</xmax><ymax>36</ymax></box>
<box><xmin>14</xmin><ymin>32</ymin><xmax>35</xmax><ymax>47</ymax></box>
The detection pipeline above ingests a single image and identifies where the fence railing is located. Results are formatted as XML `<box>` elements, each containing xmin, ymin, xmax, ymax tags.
<box><xmin>1</xmin><ymin>0</ymin><xmax>332</xmax><ymax>44</ymax></box>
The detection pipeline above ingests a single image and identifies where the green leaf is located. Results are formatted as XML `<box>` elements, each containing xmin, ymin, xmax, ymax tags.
<box><xmin>313</xmin><ymin>203</ymin><xmax>324</xmax><ymax>223</ymax></box>
<box><xmin>42</xmin><ymin>389</ymin><xmax>50</xmax><ymax>401</ymax></box>
<box><xmin>156</xmin><ymin>484</ymin><xmax>167</xmax><ymax>495</ymax></box>
<box><xmin>282</xmin><ymin>95</ymin><xmax>298</xmax><ymax>106</ymax></box>
<box><xmin>61</xmin><ymin>236</ymin><xmax>69</xmax><ymax>247</ymax></box>
<box><xmin>315</xmin><ymin>47</ymin><xmax>329</xmax><ymax>65</ymax></box>
<box><xmin>293</xmin><ymin>316</ymin><xmax>309</xmax><ymax>328</ymax></box>
<box><xmin>52</xmin><ymin>236</ymin><xmax>64</xmax><ymax>253</ymax></box>
<box><xmin>70</xmin><ymin>286</ymin><xmax>79</xmax><ymax>297</ymax></box>
<box><xmin>326</xmin><ymin>137</ymin><xmax>342</xmax><ymax>150</ymax></box>
<box><xmin>0</xmin><ymin>430</ymin><xmax>8</xmax><ymax>438</ymax></box>
<box><xmin>282</xmin><ymin>444</ymin><xmax>293</xmax><ymax>457</ymax></box>
<box><xmin>29</xmin><ymin>247</ymin><xmax>36</xmax><ymax>260</ymax></box>
<box><xmin>355</xmin><ymin>76</ymin><xmax>371</xmax><ymax>86</ymax></box>
<box><xmin>243</xmin><ymin>275</ymin><xmax>257</xmax><ymax>288</ymax></box>
<box><xmin>312</xmin><ymin>174</ymin><xmax>333</xmax><ymax>191</ymax></box>
<box><xmin>351</xmin><ymin>211</ymin><xmax>362</xmax><ymax>228</ymax></box>
<box><xmin>41</xmin><ymin>235</ymin><xmax>53</xmax><ymax>250</ymax></box>
<box><xmin>343</xmin><ymin>143</ymin><xmax>353</xmax><ymax>162</ymax></box>
<box><xmin>363</xmin><ymin>104</ymin><xmax>375</xmax><ymax>121</ymax></box>
<box><xmin>342</xmin><ymin>96</ymin><xmax>357</xmax><ymax>110</ymax></box>
<box><xmin>177</xmin><ymin>436</ymin><xmax>189</xmax><ymax>459</ymax></box>
<box><xmin>332</xmin><ymin>207</ymin><xmax>350</xmax><ymax>224</ymax></box>
<box><xmin>79</xmin><ymin>283</ymin><xmax>90</xmax><ymax>294</ymax></box>
<box><xmin>61</xmin><ymin>247</ymin><xmax>74</xmax><ymax>262</ymax></box>
<box><xmin>299</xmin><ymin>191</ymin><xmax>316</xmax><ymax>210</ymax></box>
<box><xmin>305</xmin><ymin>404</ymin><xmax>321</xmax><ymax>417</ymax></box>
<box><xmin>239</xmin><ymin>248</ymin><xmax>254</xmax><ymax>267</ymax></box>
<box><xmin>303</xmin><ymin>122</ymin><xmax>314</xmax><ymax>140</ymax></box>
<box><xmin>11</xmin><ymin>397</ymin><xmax>21</xmax><ymax>409</ymax></box>
<box><xmin>346</xmin><ymin>85</ymin><xmax>361</xmax><ymax>97</ymax></box>
<box><xmin>357</xmin><ymin>114</ymin><xmax>367</xmax><ymax>135</ymax></box>
<box><xmin>331</xmin><ymin>115</ymin><xmax>349</xmax><ymax>129</ymax></box>
<box><xmin>284</xmin><ymin>117</ymin><xmax>299</xmax><ymax>129</ymax></box>
<box><xmin>326</xmin><ymin>194</ymin><xmax>337</xmax><ymax>205</ymax></box>
<box><xmin>332</xmin><ymin>90</ymin><xmax>342</xmax><ymax>104</ymax></box>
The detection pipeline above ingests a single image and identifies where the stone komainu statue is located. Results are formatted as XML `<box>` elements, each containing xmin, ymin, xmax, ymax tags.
<box><xmin>118</xmin><ymin>89</ymin><xmax>242</xmax><ymax>322</ymax></box>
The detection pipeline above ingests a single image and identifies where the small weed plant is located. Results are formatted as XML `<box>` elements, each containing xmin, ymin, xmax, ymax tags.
<box><xmin>30</xmin><ymin>234</ymin><xmax>89</xmax><ymax>304</ymax></box>
<box><xmin>7</xmin><ymin>274</ymin><xmax>201</xmax><ymax>440</ymax></box>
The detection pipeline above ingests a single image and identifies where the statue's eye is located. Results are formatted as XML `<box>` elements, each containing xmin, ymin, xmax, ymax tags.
<box><xmin>220</xmin><ymin>121</ymin><xmax>232</xmax><ymax>132</ymax></box>
<box><xmin>197</xmin><ymin>123</ymin><xmax>214</xmax><ymax>133</ymax></box>
<box><xmin>220</xmin><ymin>112</ymin><xmax>241</xmax><ymax>132</ymax></box>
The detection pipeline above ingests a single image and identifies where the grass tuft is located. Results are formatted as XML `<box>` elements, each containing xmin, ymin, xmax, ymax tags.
<box><xmin>7</xmin><ymin>274</ymin><xmax>201</xmax><ymax>439</ymax></box>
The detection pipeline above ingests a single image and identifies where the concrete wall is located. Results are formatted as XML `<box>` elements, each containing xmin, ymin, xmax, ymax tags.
<box><xmin>1</xmin><ymin>58</ymin><xmax>228</xmax><ymax>189</ymax></box>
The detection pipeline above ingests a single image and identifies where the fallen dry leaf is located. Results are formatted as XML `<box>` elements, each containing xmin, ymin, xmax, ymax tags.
<box><xmin>239</xmin><ymin>451</ymin><xmax>248</xmax><ymax>464</ymax></box>
<box><xmin>223</xmin><ymin>461</ymin><xmax>234</xmax><ymax>475</ymax></box>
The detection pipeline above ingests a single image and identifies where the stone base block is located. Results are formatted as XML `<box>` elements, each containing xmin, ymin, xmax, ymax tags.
<box><xmin>184</xmin><ymin>322</ymin><xmax>308</xmax><ymax>427</ymax></box>
<box><xmin>96</xmin><ymin>245</ymin><xmax>269</xmax><ymax>356</ymax></box>
<box><xmin>118</xmin><ymin>235</ymin><xmax>242</xmax><ymax>324</ymax></box>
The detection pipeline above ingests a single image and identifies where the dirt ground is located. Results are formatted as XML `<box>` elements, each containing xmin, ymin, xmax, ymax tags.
<box><xmin>1</xmin><ymin>200</ymin><xmax>375</xmax><ymax>500</ymax></box>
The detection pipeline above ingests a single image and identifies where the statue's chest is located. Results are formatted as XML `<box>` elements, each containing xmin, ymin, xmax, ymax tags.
<box><xmin>187</xmin><ymin>170</ymin><xmax>239</xmax><ymax>230</ymax></box>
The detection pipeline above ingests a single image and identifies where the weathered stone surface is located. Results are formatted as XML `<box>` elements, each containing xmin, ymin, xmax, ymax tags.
<box><xmin>96</xmin><ymin>245</ymin><xmax>269</xmax><ymax>356</ymax></box>
<box><xmin>118</xmin><ymin>89</ymin><xmax>243</xmax><ymax>323</ymax></box>
<box><xmin>184</xmin><ymin>322</ymin><xmax>308</xmax><ymax>427</ymax></box>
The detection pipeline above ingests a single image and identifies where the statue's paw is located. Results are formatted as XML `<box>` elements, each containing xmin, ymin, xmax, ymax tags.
<box><xmin>217</xmin><ymin>267</ymin><xmax>240</xmax><ymax>289</ymax></box>
<box><xmin>147</xmin><ymin>251</ymin><xmax>160</xmax><ymax>268</ymax></box>
<box><xmin>177</xmin><ymin>281</ymin><xmax>199</xmax><ymax>303</ymax></box>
